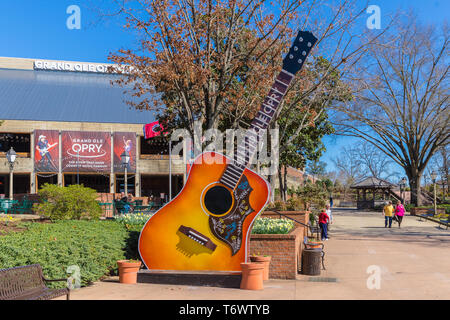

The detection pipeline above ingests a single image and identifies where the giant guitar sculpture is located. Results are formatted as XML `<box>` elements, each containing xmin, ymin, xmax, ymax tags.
<box><xmin>139</xmin><ymin>30</ymin><xmax>318</xmax><ymax>271</ymax></box>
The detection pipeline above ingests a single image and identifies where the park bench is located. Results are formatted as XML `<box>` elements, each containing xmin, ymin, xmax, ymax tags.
<box><xmin>0</xmin><ymin>264</ymin><xmax>70</xmax><ymax>300</ymax></box>
<box><xmin>11</xmin><ymin>198</ymin><xmax>35</xmax><ymax>214</ymax></box>
<box><xmin>114</xmin><ymin>200</ymin><xmax>133</xmax><ymax>215</ymax></box>
<box><xmin>0</xmin><ymin>199</ymin><xmax>19</xmax><ymax>214</ymax></box>
<box><xmin>133</xmin><ymin>201</ymin><xmax>155</xmax><ymax>214</ymax></box>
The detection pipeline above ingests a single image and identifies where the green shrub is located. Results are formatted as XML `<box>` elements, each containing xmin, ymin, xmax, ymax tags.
<box><xmin>286</xmin><ymin>197</ymin><xmax>306</xmax><ymax>210</ymax></box>
<box><xmin>309</xmin><ymin>212</ymin><xmax>317</xmax><ymax>225</ymax></box>
<box><xmin>34</xmin><ymin>184</ymin><xmax>102</xmax><ymax>220</ymax></box>
<box><xmin>0</xmin><ymin>220</ymin><xmax>129</xmax><ymax>288</ymax></box>
<box><xmin>269</xmin><ymin>200</ymin><xmax>287</xmax><ymax>211</ymax></box>
<box><xmin>251</xmin><ymin>218</ymin><xmax>294</xmax><ymax>234</ymax></box>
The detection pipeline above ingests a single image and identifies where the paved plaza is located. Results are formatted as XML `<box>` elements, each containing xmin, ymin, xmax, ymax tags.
<box><xmin>57</xmin><ymin>208</ymin><xmax>450</xmax><ymax>300</ymax></box>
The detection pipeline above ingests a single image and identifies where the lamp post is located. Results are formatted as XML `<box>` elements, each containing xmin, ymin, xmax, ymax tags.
<box><xmin>399</xmin><ymin>177</ymin><xmax>407</xmax><ymax>204</ymax></box>
<box><xmin>430</xmin><ymin>171</ymin><xmax>437</xmax><ymax>216</ymax></box>
<box><xmin>76</xmin><ymin>150</ymin><xmax>80</xmax><ymax>185</ymax></box>
<box><xmin>6</xmin><ymin>147</ymin><xmax>17</xmax><ymax>200</ymax></box>
<box><xmin>443</xmin><ymin>176</ymin><xmax>447</xmax><ymax>202</ymax></box>
<box><xmin>121</xmin><ymin>150</ymin><xmax>130</xmax><ymax>196</ymax></box>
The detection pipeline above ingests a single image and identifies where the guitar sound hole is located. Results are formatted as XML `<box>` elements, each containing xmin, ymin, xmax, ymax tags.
<box><xmin>204</xmin><ymin>185</ymin><xmax>233</xmax><ymax>216</ymax></box>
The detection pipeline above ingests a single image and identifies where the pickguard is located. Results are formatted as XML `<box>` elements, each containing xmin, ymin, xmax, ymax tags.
<box><xmin>208</xmin><ymin>175</ymin><xmax>255</xmax><ymax>255</ymax></box>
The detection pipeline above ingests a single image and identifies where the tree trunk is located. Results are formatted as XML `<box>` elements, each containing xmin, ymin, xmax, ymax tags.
<box><xmin>267</xmin><ymin>174</ymin><xmax>274</xmax><ymax>202</ymax></box>
<box><xmin>283</xmin><ymin>166</ymin><xmax>288</xmax><ymax>200</ymax></box>
<box><xmin>278</xmin><ymin>164</ymin><xmax>286</xmax><ymax>202</ymax></box>
<box><xmin>408</xmin><ymin>171</ymin><xmax>423</xmax><ymax>207</ymax></box>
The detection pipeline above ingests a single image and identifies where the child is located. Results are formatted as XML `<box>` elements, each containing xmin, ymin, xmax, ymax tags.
<box><xmin>319</xmin><ymin>208</ymin><xmax>330</xmax><ymax>241</ymax></box>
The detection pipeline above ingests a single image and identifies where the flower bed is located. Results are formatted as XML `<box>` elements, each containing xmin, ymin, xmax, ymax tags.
<box><xmin>251</xmin><ymin>217</ymin><xmax>294</xmax><ymax>234</ymax></box>
<box><xmin>261</xmin><ymin>210</ymin><xmax>310</xmax><ymax>229</ymax></box>
<box><xmin>114</xmin><ymin>213</ymin><xmax>153</xmax><ymax>230</ymax></box>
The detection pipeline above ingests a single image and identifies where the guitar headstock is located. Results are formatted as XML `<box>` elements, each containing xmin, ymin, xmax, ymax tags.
<box><xmin>282</xmin><ymin>30</ymin><xmax>317</xmax><ymax>75</ymax></box>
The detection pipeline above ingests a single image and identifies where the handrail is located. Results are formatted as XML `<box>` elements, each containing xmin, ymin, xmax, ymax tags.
<box><xmin>271</xmin><ymin>209</ymin><xmax>314</xmax><ymax>232</ymax></box>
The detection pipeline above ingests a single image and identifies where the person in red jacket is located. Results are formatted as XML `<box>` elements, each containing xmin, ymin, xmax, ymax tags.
<box><xmin>319</xmin><ymin>208</ymin><xmax>330</xmax><ymax>241</ymax></box>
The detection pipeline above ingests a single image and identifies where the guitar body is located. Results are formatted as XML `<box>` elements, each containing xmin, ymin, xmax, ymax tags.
<box><xmin>139</xmin><ymin>152</ymin><xmax>270</xmax><ymax>271</ymax></box>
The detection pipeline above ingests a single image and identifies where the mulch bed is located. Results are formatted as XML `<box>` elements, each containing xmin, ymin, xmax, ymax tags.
<box><xmin>0</xmin><ymin>218</ymin><xmax>52</xmax><ymax>236</ymax></box>
<box><xmin>0</xmin><ymin>221</ymin><xmax>27</xmax><ymax>235</ymax></box>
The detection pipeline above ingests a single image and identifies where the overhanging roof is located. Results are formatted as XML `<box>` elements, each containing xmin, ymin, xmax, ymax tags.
<box><xmin>0</xmin><ymin>68</ymin><xmax>156</xmax><ymax>124</ymax></box>
<box><xmin>350</xmin><ymin>177</ymin><xmax>397</xmax><ymax>189</ymax></box>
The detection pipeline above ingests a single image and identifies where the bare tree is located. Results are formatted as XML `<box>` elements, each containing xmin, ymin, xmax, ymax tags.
<box><xmin>355</xmin><ymin>141</ymin><xmax>395</xmax><ymax>180</ymax></box>
<box><xmin>331</xmin><ymin>145</ymin><xmax>367</xmax><ymax>199</ymax></box>
<box><xmin>428</xmin><ymin>145</ymin><xmax>449</xmax><ymax>195</ymax></box>
<box><xmin>333</xmin><ymin>15</ymin><xmax>449</xmax><ymax>206</ymax></box>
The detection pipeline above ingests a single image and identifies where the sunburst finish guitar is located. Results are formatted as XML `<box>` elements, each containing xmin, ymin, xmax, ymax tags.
<box><xmin>139</xmin><ymin>30</ymin><xmax>317</xmax><ymax>271</ymax></box>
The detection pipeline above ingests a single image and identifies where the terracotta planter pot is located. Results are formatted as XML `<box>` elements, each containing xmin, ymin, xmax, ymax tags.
<box><xmin>117</xmin><ymin>260</ymin><xmax>142</xmax><ymax>284</ymax></box>
<box><xmin>305</xmin><ymin>242</ymin><xmax>323</xmax><ymax>249</ymax></box>
<box><xmin>250</xmin><ymin>256</ymin><xmax>271</xmax><ymax>280</ymax></box>
<box><xmin>240</xmin><ymin>262</ymin><xmax>264</xmax><ymax>290</ymax></box>
<box><xmin>305</xmin><ymin>236</ymin><xmax>323</xmax><ymax>249</ymax></box>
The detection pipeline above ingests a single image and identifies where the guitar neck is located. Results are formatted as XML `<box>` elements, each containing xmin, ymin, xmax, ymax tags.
<box><xmin>219</xmin><ymin>69</ymin><xmax>294</xmax><ymax>189</ymax></box>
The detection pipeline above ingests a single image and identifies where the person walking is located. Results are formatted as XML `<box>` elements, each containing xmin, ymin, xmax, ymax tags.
<box><xmin>319</xmin><ymin>208</ymin><xmax>330</xmax><ymax>241</ymax></box>
<box><xmin>394</xmin><ymin>201</ymin><xmax>405</xmax><ymax>228</ymax></box>
<box><xmin>326</xmin><ymin>204</ymin><xmax>333</xmax><ymax>233</ymax></box>
<box><xmin>383</xmin><ymin>201</ymin><xmax>394</xmax><ymax>228</ymax></box>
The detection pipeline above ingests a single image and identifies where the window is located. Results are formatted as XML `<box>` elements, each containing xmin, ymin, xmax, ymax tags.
<box><xmin>0</xmin><ymin>133</ymin><xmax>31</xmax><ymax>154</ymax></box>
<box><xmin>140</xmin><ymin>136</ymin><xmax>169</xmax><ymax>155</ymax></box>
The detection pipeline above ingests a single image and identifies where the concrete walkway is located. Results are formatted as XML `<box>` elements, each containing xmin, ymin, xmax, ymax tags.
<box><xmin>57</xmin><ymin>208</ymin><xmax>450</xmax><ymax>300</ymax></box>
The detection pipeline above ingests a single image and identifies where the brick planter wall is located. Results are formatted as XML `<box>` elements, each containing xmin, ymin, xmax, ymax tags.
<box><xmin>249</xmin><ymin>226</ymin><xmax>305</xmax><ymax>279</ymax></box>
<box><xmin>410</xmin><ymin>207</ymin><xmax>446</xmax><ymax>216</ymax></box>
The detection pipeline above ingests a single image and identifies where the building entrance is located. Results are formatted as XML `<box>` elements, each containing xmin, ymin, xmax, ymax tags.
<box><xmin>0</xmin><ymin>173</ymin><xmax>31</xmax><ymax>198</ymax></box>
<box><xmin>64</xmin><ymin>174</ymin><xmax>110</xmax><ymax>193</ymax></box>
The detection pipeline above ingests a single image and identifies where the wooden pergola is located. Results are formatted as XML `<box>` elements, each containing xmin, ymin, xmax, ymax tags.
<box><xmin>350</xmin><ymin>177</ymin><xmax>400</xmax><ymax>209</ymax></box>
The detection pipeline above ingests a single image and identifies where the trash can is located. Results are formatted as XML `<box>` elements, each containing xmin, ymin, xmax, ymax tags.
<box><xmin>302</xmin><ymin>248</ymin><xmax>322</xmax><ymax>275</ymax></box>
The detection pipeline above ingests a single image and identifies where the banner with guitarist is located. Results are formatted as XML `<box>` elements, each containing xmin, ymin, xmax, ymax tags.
<box><xmin>34</xmin><ymin>130</ymin><xmax>59</xmax><ymax>172</ymax></box>
<box><xmin>113</xmin><ymin>132</ymin><xmax>136</xmax><ymax>173</ymax></box>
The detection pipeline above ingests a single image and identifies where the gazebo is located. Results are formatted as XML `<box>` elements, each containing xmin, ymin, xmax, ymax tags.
<box><xmin>350</xmin><ymin>177</ymin><xmax>400</xmax><ymax>209</ymax></box>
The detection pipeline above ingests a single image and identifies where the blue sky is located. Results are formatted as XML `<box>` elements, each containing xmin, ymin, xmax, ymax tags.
<box><xmin>1</xmin><ymin>0</ymin><xmax>448</xmax><ymax>177</ymax></box>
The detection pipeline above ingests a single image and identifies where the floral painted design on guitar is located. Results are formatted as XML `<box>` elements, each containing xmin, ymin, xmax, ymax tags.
<box><xmin>208</xmin><ymin>175</ymin><xmax>254</xmax><ymax>255</ymax></box>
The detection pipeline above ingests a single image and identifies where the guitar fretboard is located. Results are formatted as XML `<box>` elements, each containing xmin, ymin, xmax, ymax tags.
<box><xmin>219</xmin><ymin>70</ymin><xmax>294</xmax><ymax>189</ymax></box>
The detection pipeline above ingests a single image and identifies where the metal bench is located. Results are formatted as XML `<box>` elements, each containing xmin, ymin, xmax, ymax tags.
<box><xmin>133</xmin><ymin>201</ymin><xmax>155</xmax><ymax>214</ymax></box>
<box><xmin>0</xmin><ymin>264</ymin><xmax>70</xmax><ymax>300</ymax></box>
<box><xmin>11</xmin><ymin>198</ymin><xmax>35</xmax><ymax>214</ymax></box>
<box><xmin>114</xmin><ymin>200</ymin><xmax>133</xmax><ymax>215</ymax></box>
<box><xmin>0</xmin><ymin>199</ymin><xmax>19</xmax><ymax>214</ymax></box>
